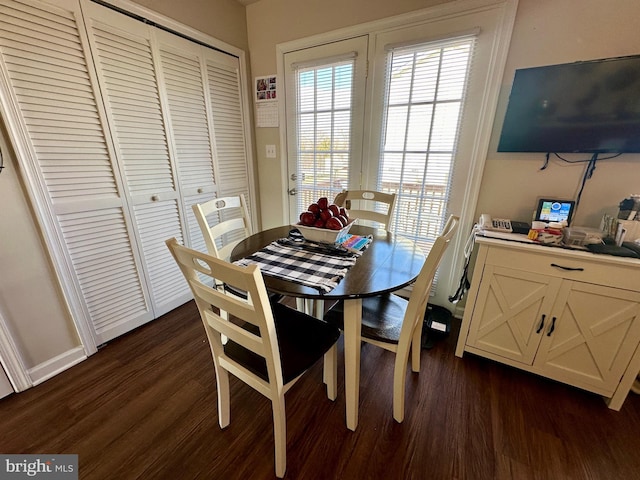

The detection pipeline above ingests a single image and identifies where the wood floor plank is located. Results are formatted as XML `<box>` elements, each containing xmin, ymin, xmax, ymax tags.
<box><xmin>1</xmin><ymin>300</ymin><xmax>639</xmax><ymax>479</ymax></box>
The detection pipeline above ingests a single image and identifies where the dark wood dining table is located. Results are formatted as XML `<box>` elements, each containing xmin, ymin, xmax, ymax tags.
<box><xmin>231</xmin><ymin>224</ymin><xmax>426</xmax><ymax>430</ymax></box>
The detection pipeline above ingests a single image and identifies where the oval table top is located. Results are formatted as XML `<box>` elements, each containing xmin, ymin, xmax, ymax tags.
<box><xmin>230</xmin><ymin>225</ymin><xmax>426</xmax><ymax>300</ymax></box>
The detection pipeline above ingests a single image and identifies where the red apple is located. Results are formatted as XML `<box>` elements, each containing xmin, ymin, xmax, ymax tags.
<box><xmin>317</xmin><ymin>197</ymin><xmax>329</xmax><ymax>210</ymax></box>
<box><xmin>314</xmin><ymin>218</ymin><xmax>325</xmax><ymax>228</ymax></box>
<box><xmin>319</xmin><ymin>209</ymin><xmax>333</xmax><ymax>222</ymax></box>
<box><xmin>326</xmin><ymin>217</ymin><xmax>343</xmax><ymax>230</ymax></box>
<box><xmin>308</xmin><ymin>203</ymin><xmax>320</xmax><ymax>215</ymax></box>
<box><xmin>299</xmin><ymin>211</ymin><xmax>316</xmax><ymax>226</ymax></box>
<box><xmin>328</xmin><ymin>204</ymin><xmax>340</xmax><ymax>217</ymax></box>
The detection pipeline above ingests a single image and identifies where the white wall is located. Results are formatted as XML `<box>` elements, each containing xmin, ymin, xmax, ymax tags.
<box><xmin>246</xmin><ymin>0</ymin><xmax>640</xmax><ymax>229</ymax></box>
<box><xmin>130</xmin><ymin>0</ymin><xmax>249</xmax><ymax>50</ymax></box>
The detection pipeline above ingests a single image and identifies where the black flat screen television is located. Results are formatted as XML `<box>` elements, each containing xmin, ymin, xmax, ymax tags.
<box><xmin>498</xmin><ymin>55</ymin><xmax>640</xmax><ymax>153</ymax></box>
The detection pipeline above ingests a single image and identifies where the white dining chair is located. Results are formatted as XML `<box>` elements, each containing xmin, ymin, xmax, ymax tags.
<box><xmin>192</xmin><ymin>194</ymin><xmax>253</xmax><ymax>262</ymax></box>
<box><xmin>324</xmin><ymin>215</ymin><xmax>459</xmax><ymax>422</ymax></box>
<box><xmin>333</xmin><ymin>189</ymin><xmax>397</xmax><ymax>229</ymax></box>
<box><xmin>192</xmin><ymin>194</ymin><xmax>282</xmax><ymax>332</ymax></box>
<box><xmin>166</xmin><ymin>238</ymin><xmax>340</xmax><ymax>478</ymax></box>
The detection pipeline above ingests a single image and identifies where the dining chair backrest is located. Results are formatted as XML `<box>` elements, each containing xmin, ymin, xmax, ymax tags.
<box><xmin>192</xmin><ymin>195</ymin><xmax>252</xmax><ymax>262</ymax></box>
<box><xmin>333</xmin><ymin>189</ymin><xmax>396</xmax><ymax>229</ymax></box>
<box><xmin>165</xmin><ymin>237</ymin><xmax>339</xmax><ymax>478</ymax></box>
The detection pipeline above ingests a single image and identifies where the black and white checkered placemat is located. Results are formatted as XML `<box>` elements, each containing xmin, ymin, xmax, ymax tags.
<box><xmin>233</xmin><ymin>241</ymin><xmax>358</xmax><ymax>293</ymax></box>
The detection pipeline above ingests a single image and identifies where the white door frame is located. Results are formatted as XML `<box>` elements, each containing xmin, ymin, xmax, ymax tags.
<box><xmin>0</xmin><ymin>308</ymin><xmax>31</xmax><ymax>392</ymax></box>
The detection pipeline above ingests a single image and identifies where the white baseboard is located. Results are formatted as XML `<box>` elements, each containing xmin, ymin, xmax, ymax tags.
<box><xmin>27</xmin><ymin>347</ymin><xmax>87</xmax><ymax>386</ymax></box>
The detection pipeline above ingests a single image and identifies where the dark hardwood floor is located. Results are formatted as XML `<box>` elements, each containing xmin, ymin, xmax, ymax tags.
<box><xmin>1</xmin><ymin>300</ymin><xmax>639</xmax><ymax>479</ymax></box>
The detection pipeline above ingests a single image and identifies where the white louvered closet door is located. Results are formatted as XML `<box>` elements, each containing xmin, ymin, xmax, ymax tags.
<box><xmin>154</xmin><ymin>29</ymin><xmax>254</xmax><ymax>253</ymax></box>
<box><xmin>204</xmin><ymin>49</ymin><xmax>254</xmax><ymax>249</ymax></box>
<box><xmin>154</xmin><ymin>30</ymin><xmax>218</xmax><ymax>255</ymax></box>
<box><xmin>0</xmin><ymin>0</ymin><xmax>153</xmax><ymax>345</ymax></box>
<box><xmin>204</xmin><ymin>51</ymin><xmax>251</xmax><ymax>203</ymax></box>
<box><xmin>82</xmin><ymin>2</ymin><xmax>191</xmax><ymax>317</ymax></box>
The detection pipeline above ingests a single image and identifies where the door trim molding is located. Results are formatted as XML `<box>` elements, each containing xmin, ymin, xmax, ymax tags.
<box><xmin>0</xmin><ymin>308</ymin><xmax>31</xmax><ymax>392</ymax></box>
<box><xmin>28</xmin><ymin>347</ymin><xmax>87</xmax><ymax>387</ymax></box>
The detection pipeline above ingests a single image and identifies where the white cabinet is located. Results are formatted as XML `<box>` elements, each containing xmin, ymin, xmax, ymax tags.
<box><xmin>456</xmin><ymin>237</ymin><xmax>640</xmax><ymax>410</ymax></box>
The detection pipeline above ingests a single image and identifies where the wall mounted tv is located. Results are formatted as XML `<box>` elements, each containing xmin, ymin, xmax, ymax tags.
<box><xmin>498</xmin><ymin>55</ymin><xmax>640</xmax><ymax>153</ymax></box>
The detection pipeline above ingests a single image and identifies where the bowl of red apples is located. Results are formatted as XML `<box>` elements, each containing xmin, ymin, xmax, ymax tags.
<box><xmin>296</xmin><ymin>196</ymin><xmax>355</xmax><ymax>244</ymax></box>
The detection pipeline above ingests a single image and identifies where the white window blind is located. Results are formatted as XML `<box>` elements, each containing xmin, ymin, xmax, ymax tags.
<box><xmin>379</xmin><ymin>36</ymin><xmax>475</xmax><ymax>255</ymax></box>
<box><xmin>294</xmin><ymin>59</ymin><xmax>354</xmax><ymax>212</ymax></box>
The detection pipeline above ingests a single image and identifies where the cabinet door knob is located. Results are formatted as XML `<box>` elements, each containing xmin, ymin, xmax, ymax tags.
<box><xmin>550</xmin><ymin>263</ymin><xmax>584</xmax><ymax>271</ymax></box>
<box><xmin>547</xmin><ymin>317</ymin><xmax>556</xmax><ymax>336</ymax></box>
<box><xmin>536</xmin><ymin>314</ymin><xmax>546</xmax><ymax>334</ymax></box>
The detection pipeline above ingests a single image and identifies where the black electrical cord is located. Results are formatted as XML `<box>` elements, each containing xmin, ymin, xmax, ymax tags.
<box><xmin>539</xmin><ymin>151</ymin><xmax>622</xmax><ymax>211</ymax></box>
<box><xmin>553</xmin><ymin>152</ymin><xmax>621</xmax><ymax>163</ymax></box>
<box><xmin>575</xmin><ymin>153</ymin><xmax>599</xmax><ymax>207</ymax></box>
<box><xmin>0</xmin><ymin>149</ymin><xmax>4</xmax><ymax>174</ymax></box>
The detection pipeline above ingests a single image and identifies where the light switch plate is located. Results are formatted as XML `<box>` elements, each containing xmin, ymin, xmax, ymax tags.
<box><xmin>266</xmin><ymin>144</ymin><xmax>276</xmax><ymax>158</ymax></box>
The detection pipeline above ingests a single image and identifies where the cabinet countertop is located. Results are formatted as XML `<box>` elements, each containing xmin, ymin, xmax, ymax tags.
<box><xmin>475</xmin><ymin>235</ymin><xmax>640</xmax><ymax>268</ymax></box>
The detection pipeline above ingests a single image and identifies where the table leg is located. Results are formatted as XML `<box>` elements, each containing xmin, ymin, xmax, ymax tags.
<box><xmin>343</xmin><ymin>298</ymin><xmax>362</xmax><ymax>431</ymax></box>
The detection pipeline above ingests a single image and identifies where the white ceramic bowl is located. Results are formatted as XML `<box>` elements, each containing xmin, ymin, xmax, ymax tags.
<box><xmin>295</xmin><ymin>220</ymin><xmax>355</xmax><ymax>244</ymax></box>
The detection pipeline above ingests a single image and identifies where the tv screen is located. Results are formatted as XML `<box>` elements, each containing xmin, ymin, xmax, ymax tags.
<box><xmin>498</xmin><ymin>55</ymin><xmax>640</xmax><ymax>153</ymax></box>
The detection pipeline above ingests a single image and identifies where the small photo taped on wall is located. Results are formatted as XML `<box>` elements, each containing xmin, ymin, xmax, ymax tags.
<box><xmin>256</xmin><ymin>75</ymin><xmax>277</xmax><ymax>103</ymax></box>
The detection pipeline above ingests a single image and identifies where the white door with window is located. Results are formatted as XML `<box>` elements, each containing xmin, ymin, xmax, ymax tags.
<box><xmin>284</xmin><ymin>36</ymin><xmax>368</xmax><ymax>220</ymax></box>
<box><xmin>282</xmin><ymin>2</ymin><xmax>515</xmax><ymax>305</ymax></box>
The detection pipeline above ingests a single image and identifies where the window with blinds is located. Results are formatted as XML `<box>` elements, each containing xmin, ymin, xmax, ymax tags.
<box><xmin>294</xmin><ymin>59</ymin><xmax>354</xmax><ymax>212</ymax></box>
<box><xmin>379</xmin><ymin>36</ymin><xmax>475</xmax><ymax>255</ymax></box>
